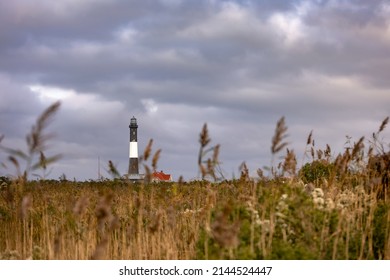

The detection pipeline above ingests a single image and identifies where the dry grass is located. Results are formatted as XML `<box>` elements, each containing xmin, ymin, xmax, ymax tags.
<box><xmin>0</xmin><ymin>103</ymin><xmax>389</xmax><ymax>260</ymax></box>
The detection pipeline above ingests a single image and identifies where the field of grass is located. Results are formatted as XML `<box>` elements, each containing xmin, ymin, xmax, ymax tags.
<box><xmin>0</xmin><ymin>102</ymin><xmax>389</xmax><ymax>259</ymax></box>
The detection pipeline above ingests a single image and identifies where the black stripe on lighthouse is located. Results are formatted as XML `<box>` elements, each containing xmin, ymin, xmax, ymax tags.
<box><xmin>128</xmin><ymin>116</ymin><xmax>139</xmax><ymax>175</ymax></box>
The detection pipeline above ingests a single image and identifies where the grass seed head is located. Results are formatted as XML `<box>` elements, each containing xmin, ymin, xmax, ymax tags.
<box><xmin>27</xmin><ymin>101</ymin><xmax>61</xmax><ymax>154</ymax></box>
<box><xmin>199</xmin><ymin>123</ymin><xmax>210</xmax><ymax>148</ymax></box>
<box><xmin>317</xmin><ymin>149</ymin><xmax>323</xmax><ymax>160</ymax></box>
<box><xmin>272</xmin><ymin>116</ymin><xmax>288</xmax><ymax>154</ymax></box>
<box><xmin>152</xmin><ymin>149</ymin><xmax>161</xmax><ymax>171</ymax></box>
<box><xmin>379</xmin><ymin>116</ymin><xmax>389</xmax><ymax>133</ymax></box>
<box><xmin>108</xmin><ymin>160</ymin><xmax>120</xmax><ymax>178</ymax></box>
<box><xmin>325</xmin><ymin>144</ymin><xmax>331</xmax><ymax>160</ymax></box>
<box><xmin>283</xmin><ymin>149</ymin><xmax>297</xmax><ymax>176</ymax></box>
<box><xmin>307</xmin><ymin>130</ymin><xmax>313</xmax><ymax>145</ymax></box>
<box><xmin>143</xmin><ymin>139</ymin><xmax>153</xmax><ymax>161</ymax></box>
<box><xmin>239</xmin><ymin>162</ymin><xmax>249</xmax><ymax>181</ymax></box>
<box><xmin>351</xmin><ymin>136</ymin><xmax>365</xmax><ymax>160</ymax></box>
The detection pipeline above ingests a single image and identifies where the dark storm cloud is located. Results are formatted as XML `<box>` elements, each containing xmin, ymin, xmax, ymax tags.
<box><xmin>1</xmin><ymin>0</ymin><xmax>390</xmax><ymax>180</ymax></box>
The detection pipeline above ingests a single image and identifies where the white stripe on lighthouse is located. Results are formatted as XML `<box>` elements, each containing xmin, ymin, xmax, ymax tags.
<box><xmin>129</xmin><ymin>142</ymin><xmax>138</xmax><ymax>158</ymax></box>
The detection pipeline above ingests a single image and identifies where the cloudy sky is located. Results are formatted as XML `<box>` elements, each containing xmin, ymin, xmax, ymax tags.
<box><xmin>1</xmin><ymin>0</ymin><xmax>389</xmax><ymax>181</ymax></box>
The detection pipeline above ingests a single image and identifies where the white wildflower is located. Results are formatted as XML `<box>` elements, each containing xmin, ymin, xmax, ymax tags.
<box><xmin>313</xmin><ymin>197</ymin><xmax>325</xmax><ymax>209</ymax></box>
<box><xmin>337</xmin><ymin>190</ymin><xmax>356</xmax><ymax>208</ymax></box>
<box><xmin>246</xmin><ymin>201</ymin><xmax>261</xmax><ymax>226</ymax></box>
<box><xmin>276</xmin><ymin>194</ymin><xmax>289</xmax><ymax>212</ymax></box>
<box><xmin>277</xmin><ymin>200</ymin><xmax>288</xmax><ymax>212</ymax></box>
<box><xmin>312</xmin><ymin>188</ymin><xmax>324</xmax><ymax>199</ymax></box>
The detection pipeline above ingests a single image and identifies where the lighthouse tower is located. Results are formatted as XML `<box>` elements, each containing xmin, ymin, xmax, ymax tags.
<box><xmin>128</xmin><ymin>116</ymin><xmax>139</xmax><ymax>176</ymax></box>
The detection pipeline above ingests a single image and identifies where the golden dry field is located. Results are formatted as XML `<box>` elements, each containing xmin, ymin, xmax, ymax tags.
<box><xmin>0</xmin><ymin>103</ymin><xmax>389</xmax><ymax>260</ymax></box>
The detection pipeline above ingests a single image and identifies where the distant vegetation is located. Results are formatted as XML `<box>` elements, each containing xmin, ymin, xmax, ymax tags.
<box><xmin>0</xmin><ymin>103</ymin><xmax>389</xmax><ymax>259</ymax></box>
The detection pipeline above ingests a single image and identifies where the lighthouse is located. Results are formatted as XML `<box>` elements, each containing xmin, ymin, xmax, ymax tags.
<box><xmin>128</xmin><ymin>116</ymin><xmax>139</xmax><ymax>176</ymax></box>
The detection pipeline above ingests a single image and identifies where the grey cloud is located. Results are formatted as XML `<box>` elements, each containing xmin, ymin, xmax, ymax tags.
<box><xmin>1</xmin><ymin>0</ymin><xmax>390</xmax><ymax>180</ymax></box>
<box><xmin>0</xmin><ymin>75</ymin><xmax>45</xmax><ymax>136</ymax></box>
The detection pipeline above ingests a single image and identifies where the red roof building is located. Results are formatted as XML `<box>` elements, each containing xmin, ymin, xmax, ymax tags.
<box><xmin>152</xmin><ymin>171</ymin><xmax>172</xmax><ymax>182</ymax></box>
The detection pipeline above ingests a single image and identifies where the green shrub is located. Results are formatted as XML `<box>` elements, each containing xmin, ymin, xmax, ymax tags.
<box><xmin>299</xmin><ymin>160</ymin><xmax>334</xmax><ymax>183</ymax></box>
<box><xmin>372</xmin><ymin>202</ymin><xmax>390</xmax><ymax>259</ymax></box>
